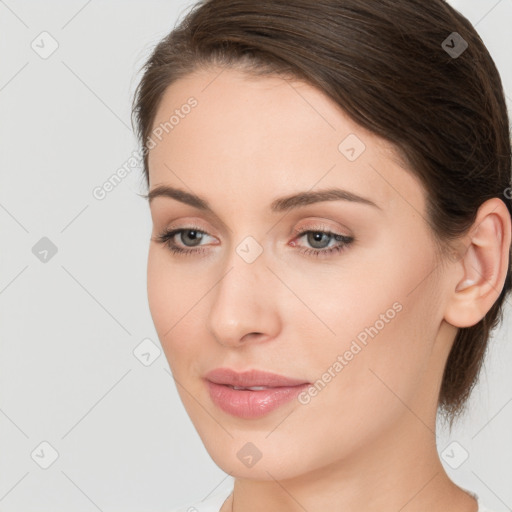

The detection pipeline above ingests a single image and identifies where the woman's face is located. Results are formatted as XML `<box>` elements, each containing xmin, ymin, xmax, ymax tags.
<box><xmin>146</xmin><ymin>66</ymin><xmax>456</xmax><ymax>480</ymax></box>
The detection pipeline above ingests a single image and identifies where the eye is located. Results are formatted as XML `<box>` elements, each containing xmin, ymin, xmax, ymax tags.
<box><xmin>152</xmin><ymin>225</ymin><xmax>355</xmax><ymax>259</ymax></box>
<box><xmin>173</xmin><ymin>228</ymin><xmax>204</xmax><ymax>247</ymax></box>
<box><xmin>291</xmin><ymin>227</ymin><xmax>354</xmax><ymax>258</ymax></box>
<box><xmin>153</xmin><ymin>226</ymin><xmax>214</xmax><ymax>257</ymax></box>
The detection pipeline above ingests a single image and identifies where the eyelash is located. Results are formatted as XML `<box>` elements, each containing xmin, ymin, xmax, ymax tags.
<box><xmin>154</xmin><ymin>224</ymin><xmax>354</xmax><ymax>259</ymax></box>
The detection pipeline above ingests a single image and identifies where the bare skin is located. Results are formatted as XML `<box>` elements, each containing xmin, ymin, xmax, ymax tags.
<box><xmin>146</xmin><ymin>66</ymin><xmax>510</xmax><ymax>512</ymax></box>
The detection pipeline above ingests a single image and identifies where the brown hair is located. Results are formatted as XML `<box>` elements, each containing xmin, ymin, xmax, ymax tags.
<box><xmin>132</xmin><ymin>0</ymin><xmax>512</xmax><ymax>427</ymax></box>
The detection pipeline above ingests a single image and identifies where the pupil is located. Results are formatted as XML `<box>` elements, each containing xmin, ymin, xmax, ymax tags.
<box><xmin>183</xmin><ymin>230</ymin><xmax>202</xmax><ymax>246</ymax></box>
<box><xmin>309</xmin><ymin>231</ymin><xmax>329</xmax><ymax>248</ymax></box>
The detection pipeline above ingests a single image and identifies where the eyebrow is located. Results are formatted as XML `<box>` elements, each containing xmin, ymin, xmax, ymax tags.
<box><xmin>146</xmin><ymin>185</ymin><xmax>381</xmax><ymax>212</ymax></box>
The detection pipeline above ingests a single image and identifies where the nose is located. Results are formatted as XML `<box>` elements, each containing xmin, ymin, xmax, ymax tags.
<box><xmin>206</xmin><ymin>245</ymin><xmax>282</xmax><ymax>348</ymax></box>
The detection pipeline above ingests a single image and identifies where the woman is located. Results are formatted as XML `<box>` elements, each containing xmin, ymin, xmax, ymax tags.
<box><xmin>131</xmin><ymin>0</ymin><xmax>511</xmax><ymax>511</ymax></box>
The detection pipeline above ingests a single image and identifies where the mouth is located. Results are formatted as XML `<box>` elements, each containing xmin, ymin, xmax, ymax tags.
<box><xmin>204</xmin><ymin>367</ymin><xmax>310</xmax><ymax>387</ymax></box>
<box><xmin>204</xmin><ymin>368</ymin><xmax>311</xmax><ymax>419</ymax></box>
<box><xmin>226</xmin><ymin>385</ymin><xmax>275</xmax><ymax>391</ymax></box>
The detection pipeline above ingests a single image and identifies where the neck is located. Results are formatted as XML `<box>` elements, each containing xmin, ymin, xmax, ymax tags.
<box><xmin>227</xmin><ymin>413</ymin><xmax>477</xmax><ymax>512</ymax></box>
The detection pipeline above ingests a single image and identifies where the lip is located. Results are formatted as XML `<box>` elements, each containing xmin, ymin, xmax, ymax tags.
<box><xmin>204</xmin><ymin>368</ymin><xmax>309</xmax><ymax>387</ymax></box>
<box><xmin>204</xmin><ymin>368</ymin><xmax>310</xmax><ymax>419</ymax></box>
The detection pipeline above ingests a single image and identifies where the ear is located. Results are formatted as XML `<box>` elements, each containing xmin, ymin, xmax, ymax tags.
<box><xmin>444</xmin><ymin>197</ymin><xmax>511</xmax><ymax>328</ymax></box>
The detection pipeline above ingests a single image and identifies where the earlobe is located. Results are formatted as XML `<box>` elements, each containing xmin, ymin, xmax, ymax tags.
<box><xmin>444</xmin><ymin>198</ymin><xmax>511</xmax><ymax>329</ymax></box>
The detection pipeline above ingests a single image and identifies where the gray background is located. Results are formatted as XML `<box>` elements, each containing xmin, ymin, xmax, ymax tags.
<box><xmin>0</xmin><ymin>1</ymin><xmax>511</xmax><ymax>511</ymax></box>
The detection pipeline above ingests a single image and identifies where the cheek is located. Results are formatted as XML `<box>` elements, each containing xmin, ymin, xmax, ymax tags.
<box><xmin>147</xmin><ymin>247</ymin><xmax>208</xmax><ymax>373</ymax></box>
<box><xmin>307</xmin><ymin>242</ymin><xmax>440</xmax><ymax>423</ymax></box>
<box><xmin>147</xmin><ymin>247</ymin><xmax>173</xmax><ymax>335</ymax></box>
<box><xmin>147</xmin><ymin>248</ymin><xmax>187</xmax><ymax>354</ymax></box>
<box><xmin>147</xmin><ymin>247</ymin><xmax>201</xmax><ymax>327</ymax></box>
<box><xmin>281</xmin><ymin>269</ymin><xmax>439</xmax><ymax>473</ymax></box>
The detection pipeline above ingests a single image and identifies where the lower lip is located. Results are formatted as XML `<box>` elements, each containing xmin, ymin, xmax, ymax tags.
<box><xmin>206</xmin><ymin>381</ymin><xmax>310</xmax><ymax>419</ymax></box>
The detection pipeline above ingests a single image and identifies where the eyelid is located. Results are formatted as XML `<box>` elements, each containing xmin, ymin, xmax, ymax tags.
<box><xmin>166</xmin><ymin>217</ymin><xmax>211</xmax><ymax>233</ymax></box>
<box><xmin>160</xmin><ymin>219</ymin><xmax>351</xmax><ymax>242</ymax></box>
<box><xmin>291</xmin><ymin>221</ymin><xmax>351</xmax><ymax>238</ymax></box>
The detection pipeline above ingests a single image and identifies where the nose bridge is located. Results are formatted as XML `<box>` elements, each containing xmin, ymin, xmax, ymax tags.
<box><xmin>206</xmin><ymin>236</ymin><xmax>280</xmax><ymax>346</ymax></box>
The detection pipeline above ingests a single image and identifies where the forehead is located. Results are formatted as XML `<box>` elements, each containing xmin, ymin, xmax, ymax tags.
<box><xmin>147</xmin><ymin>67</ymin><xmax>424</xmax><ymax>215</ymax></box>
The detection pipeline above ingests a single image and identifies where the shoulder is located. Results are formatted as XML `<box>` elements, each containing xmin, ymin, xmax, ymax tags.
<box><xmin>461</xmin><ymin>486</ymin><xmax>499</xmax><ymax>512</ymax></box>
<box><xmin>169</xmin><ymin>482</ymin><xmax>233</xmax><ymax>512</ymax></box>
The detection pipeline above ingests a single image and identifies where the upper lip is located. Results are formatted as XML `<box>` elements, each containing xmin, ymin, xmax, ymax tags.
<box><xmin>205</xmin><ymin>368</ymin><xmax>309</xmax><ymax>388</ymax></box>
